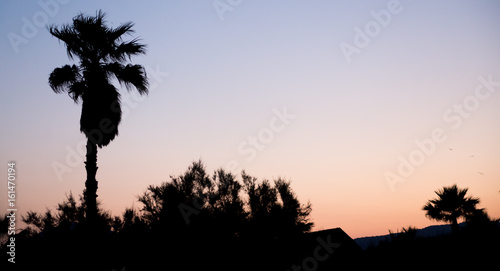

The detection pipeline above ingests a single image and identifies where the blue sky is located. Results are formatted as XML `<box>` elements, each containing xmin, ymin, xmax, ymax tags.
<box><xmin>1</xmin><ymin>0</ymin><xmax>500</xmax><ymax>237</ymax></box>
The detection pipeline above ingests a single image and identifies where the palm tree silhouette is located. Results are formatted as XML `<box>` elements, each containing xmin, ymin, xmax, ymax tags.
<box><xmin>422</xmin><ymin>184</ymin><xmax>480</xmax><ymax>232</ymax></box>
<box><xmin>48</xmin><ymin>10</ymin><xmax>148</xmax><ymax>225</ymax></box>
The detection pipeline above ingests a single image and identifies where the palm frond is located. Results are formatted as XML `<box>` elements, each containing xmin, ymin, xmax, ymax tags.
<box><xmin>108</xmin><ymin>21</ymin><xmax>135</xmax><ymax>43</ymax></box>
<box><xmin>110</xmin><ymin>38</ymin><xmax>147</xmax><ymax>62</ymax></box>
<box><xmin>49</xmin><ymin>65</ymin><xmax>82</xmax><ymax>94</ymax></box>
<box><xmin>47</xmin><ymin>25</ymin><xmax>80</xmax><ymax>60</ymax></box>
<box><xmin>68</xmin><ymin>81</ymin><xmax>87</xmax><ymax>103</ymax></box>
<box><xmin>104</xmin><ymin>63</ymin><xmax>149</xmax><ymax>94</ymax></box>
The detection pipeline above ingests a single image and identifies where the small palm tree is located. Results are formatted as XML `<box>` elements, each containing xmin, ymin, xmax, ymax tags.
<box><xmin>422</xmin><ymin>184</ymin><xmax>480</xmax><ymax>232</ymax></box>
<box><xmin>48</xmin><ymin>10</ymin><xmax>148</xmax><ymax>225</ymax></box>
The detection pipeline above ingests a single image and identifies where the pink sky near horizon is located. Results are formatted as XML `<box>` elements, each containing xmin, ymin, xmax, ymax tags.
<box><xmin>1</xmin><ymin>1</ymin><xmax>500</xmax><ymax>239</ymax></box>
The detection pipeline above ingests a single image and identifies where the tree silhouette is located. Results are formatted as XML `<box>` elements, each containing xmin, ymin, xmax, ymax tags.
<box><xmin>241</xmin><ymin>173</ymin><xmax>313</xmax><ymax>269</ymax></box>
<box><xmin>47</xmin><ymin>10</ymin><xmax>148</xmax><ymax>225</ymax></box>
<box><xmin>136</xmin><ymin>161</ymin><xmax>314</xmax><ymax>270</ymax></box>
<box><xmin>422</xmin><ymin>184</ymin><xmax>480</xmax><ymax>232</ymax></box>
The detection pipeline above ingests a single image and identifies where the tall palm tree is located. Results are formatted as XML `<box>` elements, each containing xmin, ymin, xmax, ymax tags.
<box><xmin>422</xmin><ymin>184</ymin><xmax>480</xmax><ymax>232</ymax></box>
<box><xmin>48</xmin><ymin>10</ymin><xmax>148</xmax><ymax>225</ymax></box>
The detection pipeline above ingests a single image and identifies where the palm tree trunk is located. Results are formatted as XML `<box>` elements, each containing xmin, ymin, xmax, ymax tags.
<box><xmin>84</xmin><ymin>139</ymin><xmax>98</xmax><ymax>226</ymax></box>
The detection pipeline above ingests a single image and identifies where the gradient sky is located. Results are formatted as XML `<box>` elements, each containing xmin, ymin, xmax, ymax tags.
<box><xmin>1</xmin><ymin>0</ymin><xmax>499</xmax><ymax>238</ymax></box>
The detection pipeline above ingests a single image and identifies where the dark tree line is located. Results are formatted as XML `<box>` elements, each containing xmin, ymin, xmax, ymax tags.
<box><xmin>2</xmin><ymin>169</ymin><xmax>500</xmax><ymax>270</ymax></box>
<box><xmin>1</xmin><ymin>161</ymin><xmax>314</xmax><ymax>270</ymax></box>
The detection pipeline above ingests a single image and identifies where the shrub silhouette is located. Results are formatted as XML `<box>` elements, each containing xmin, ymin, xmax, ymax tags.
<box><xmin>136</xmin><ymin>160</ymin><xmax>313</xmax><ymax>270</ymax></box>
<box><xmin>388</xmin><ymin>226</ymin><xmax>418</xmax><ymax>243</ymax></box>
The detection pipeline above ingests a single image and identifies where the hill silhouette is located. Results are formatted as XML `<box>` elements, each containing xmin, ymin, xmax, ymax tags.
<box><xmin>355</xmin><ymin>223</ymin><xmax>466</xmax><ymax>250</ymax></box>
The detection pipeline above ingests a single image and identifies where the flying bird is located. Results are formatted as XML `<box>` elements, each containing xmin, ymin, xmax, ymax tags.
<box><xmin>478</xmin><ymin>172</ymin><xmax>484</xmax><ymax>175</ymax></box>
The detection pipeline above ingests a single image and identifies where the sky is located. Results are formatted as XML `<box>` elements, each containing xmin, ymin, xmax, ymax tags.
<box><xmin>1</xmin><ymin>0</ymin><xmax>500</xmax><ymax>238</ymax></box>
